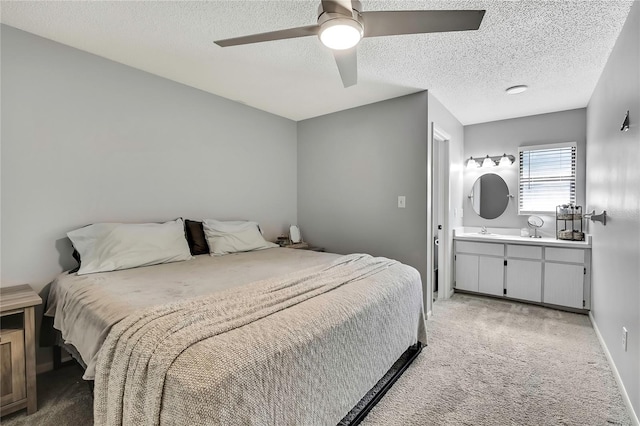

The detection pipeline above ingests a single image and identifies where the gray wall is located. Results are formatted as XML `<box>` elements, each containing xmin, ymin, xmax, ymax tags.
<box><xmin>586</xmin><ymin>1</ymin><xmax>639</xmax><ymax>418</ymax></box>
<box><xmin>463</xmin><ymin>109</ymin><xmax>587</xmax><ymax>237</ymax></box>
<box><xmin>1</xmin><ymin>24</ymin><xmax>298</xmax><ymax>291</ymax></box>
<box><xmin>297</xmin><ymin>92</ymin><xmax>429</xmax><ymax>308</ymax></box>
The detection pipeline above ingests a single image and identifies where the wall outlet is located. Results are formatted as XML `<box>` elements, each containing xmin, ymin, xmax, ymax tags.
<box><xmin>622</xmin><ymin>327</ymin><xmax>628</xmax><ymax>351</ymax></box>
<box><xmin>398</xmin><ymin>196</ymin><xmax>406</xmax><ymax>208</ymax></box>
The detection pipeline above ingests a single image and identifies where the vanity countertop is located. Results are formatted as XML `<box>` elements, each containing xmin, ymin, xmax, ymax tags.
<box><xmin>454</xmin><ymin>232</ymin><xmax>592</xmax><ymax>248</ymax></box>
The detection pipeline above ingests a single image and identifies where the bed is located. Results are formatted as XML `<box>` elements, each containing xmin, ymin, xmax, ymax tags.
<box><xmin>44</xmin><ymin>247</ymin><xmax>427</xmax><ymax>425</ymax></box>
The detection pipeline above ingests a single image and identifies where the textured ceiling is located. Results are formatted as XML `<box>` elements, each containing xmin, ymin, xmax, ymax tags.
<box><xmin>0</xmin><ymin>1</ymin><xmax>634</xmax><ymax>124</ymax></box>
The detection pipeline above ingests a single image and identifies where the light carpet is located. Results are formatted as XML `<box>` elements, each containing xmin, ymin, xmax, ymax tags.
<box><xmin>362</xmin><ymin>293</ymin><xmax>632</xmax><ymax>425</ymax></box>
<box><xmin>2</xmin><ymin>293</ymin><xmax>631</xmax><ymax>425</ymax></box>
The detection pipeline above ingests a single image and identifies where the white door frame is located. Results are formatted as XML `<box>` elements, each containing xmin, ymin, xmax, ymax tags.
<box><xmin>429</xmin><ymin>124</ymin><xmax>452</xmax><ymax>307</ymax></box>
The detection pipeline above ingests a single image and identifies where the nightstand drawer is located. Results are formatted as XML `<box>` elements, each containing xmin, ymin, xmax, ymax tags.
<box><xmin>0</xmin><ymin>284</ymin><xmax>41</xmax><ymax>417</ymax></box>
<box><xmin>0</xmin><ymin>329</ymin><xmax>26</xmax><ymax>407</ymax></box>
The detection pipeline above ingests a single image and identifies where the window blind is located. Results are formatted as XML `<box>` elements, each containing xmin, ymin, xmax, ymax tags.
<box><xmin>518</xmin><ymin>144</ymin><xmax>576</xmax><ymax>214</ymax></box>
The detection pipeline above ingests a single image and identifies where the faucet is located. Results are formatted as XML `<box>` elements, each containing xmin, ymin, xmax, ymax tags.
<box><xmin>480</xmin><ymin>226</ymin><xmax>488</xmax><ymax>234</ymax></box>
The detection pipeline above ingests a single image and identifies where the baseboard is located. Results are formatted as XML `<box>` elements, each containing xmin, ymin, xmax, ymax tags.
<box><xmin>589</xmin><ymin>312</ymin><xmax>639</xmax><ymax>426</ymax></box>
<box><xmin>36</xmin><ymin>361</ymin><xmax>54</xmax><ymax>375</ymax></box>
<box><xmin>36</xmin><ymin>354</ymin><xmax>73</xmax><ymax>375</ymax></box>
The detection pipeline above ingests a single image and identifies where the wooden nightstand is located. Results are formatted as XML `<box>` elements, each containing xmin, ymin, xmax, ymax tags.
<box><xmin>0</xmin><ymin>285</ymin><xmax>42</xmax><ymax>417</ymax></box>
<box><xmin>285</xmin><ymin>242</ymin><xmax>326</xmax><ymax>252</ymax></box>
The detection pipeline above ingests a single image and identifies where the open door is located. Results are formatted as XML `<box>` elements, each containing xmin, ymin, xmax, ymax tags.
<box><xmin>430</xmin><ymin>124</ymin><xmax>451</xmax><ymax>306</ymax></box>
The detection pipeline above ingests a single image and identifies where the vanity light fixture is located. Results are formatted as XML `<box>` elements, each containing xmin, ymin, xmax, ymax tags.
<box><xmin>499</xmin><ymin>153</ymin><xmax>514</xmax><ymax>166</ymax></box>
<box><xmin>621</xmin><ymin>110</ymin><xmax>630</xmax><ymax>132</ymax></box>
<box><xmin>481</xmin><ymin>155</ymin><xmax>496</xmax><ymax>168</ymax></box>
<box><xmin>506</xmin><ymin>85</ymin><xmax>528</xmax><ymax>95</ymax></box>
<box><xmin>466</xmin><ymin>154</ymin><xmax>515</xmax><ymax>169</ymax></box>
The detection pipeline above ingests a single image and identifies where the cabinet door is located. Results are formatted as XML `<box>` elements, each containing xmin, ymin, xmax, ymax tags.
<box><xmin>479</xmin><ymin>257</ymin><xmax>505</xmax><ymax>296</ymax></box>
<box><xmin>544</xmin><ymin>263</ymin><xmax>584</xmax><ymax>309</ymax></box>
<box><xmin>0</xmin><ymin>329</ymin><xmax>26</xmax><ymax>407</ymax></box>
<box><xmin>506</xmin><ymin>259</ymin><xmax>542</xmax><ymax>302</ymax></box>
<box><xmin>455</xmin><ymin>254</ymin><xmax>479</xmax><ymax>292</ymax></box>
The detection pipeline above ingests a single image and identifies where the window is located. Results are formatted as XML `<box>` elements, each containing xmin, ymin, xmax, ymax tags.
<box><xmin>518</xmin><ymin>143</ymin><xmax>576</xmax><ymax>214</ymax></box>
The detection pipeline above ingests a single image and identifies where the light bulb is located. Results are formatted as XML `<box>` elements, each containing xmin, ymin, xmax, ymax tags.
<box><xmin>319</xmin><ymin>18</ymin><xmax>363</xmax><ymax>50</ymax></box>
<box><xmin>482</xmin><ymin>155</ymin><xmax>495</xmax><ymax>168</ymax></box>
<box><xmin>466</xmin><ymin>157</ymin><xmax>478</xmax><ymax>169</ymax></box>
<box><xmin>499</xmin><ymin>154</ymin><xmax>511</xmax><ymax>166</ymax></box>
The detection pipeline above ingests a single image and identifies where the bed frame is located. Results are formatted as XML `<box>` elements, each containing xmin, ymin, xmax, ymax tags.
<box><xmin>339</xmin><ymin>343</ymin><xmax>423</xmax><ymax>425</ymax></box>
<box><xmin>52</xmin><ymin>340</ymin><xmax>423</xmax><ymax>425</ymax></box>
<box><xmin>41</xmin><ymin>264</ymin><xmax>425</xmax><ymax>424</ymax></box>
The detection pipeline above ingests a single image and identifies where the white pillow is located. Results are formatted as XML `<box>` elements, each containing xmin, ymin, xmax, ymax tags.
<box><xmin>202</xmin><ymin>219</ymin><xmax>277</xmax><ymax>256</ymax></box>
<box><xmin>68</xmin><ymin>219</ymin><xmax>193</xmax><ymax>275</ymax></box>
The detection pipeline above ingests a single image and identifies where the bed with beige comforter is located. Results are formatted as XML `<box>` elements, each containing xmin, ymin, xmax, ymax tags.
<box><xmin>46</xmin><ymin>248</ymin><xmax>426</xmax><ymax>425</ymax></box>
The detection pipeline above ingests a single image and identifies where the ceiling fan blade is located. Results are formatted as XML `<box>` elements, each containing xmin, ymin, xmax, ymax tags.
<box><xmin>333</xmin><ymin>48</ymin><xmax>357</xmax><ymax>88</ymax></box>
<box><xmin>215</xmin><ymin>25</ymin><xmax>320</xmax><ymax>47</ymax></box>
<box><xmin>361</xmin><ymin>10</ymin><xmax>485</xmax><ymax>38</ymax></box>
<box><xmin>321</xmin><ymin>0</ymin><xmax>353</xmax><ymax>16</ymax></box>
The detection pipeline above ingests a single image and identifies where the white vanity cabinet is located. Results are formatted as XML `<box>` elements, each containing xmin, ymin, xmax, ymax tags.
<box><xmin>505</xmin><ymin>244</ymin><xmax>543</xmax><ymax>303</ymax></box>
<box><xmin>479</xmin><ymin>257</ymin><xmax>505</xmax><ymax>296</ymax></box>
<box><xmin>506</xmin><ymin>259</ymin><xmax>542</xmax><ymax>302</ymax></box>
<box><xmin>543</xmin><ymin>248</ymin><xmax>589</xmax><ymax>309</ymax></box>
<box><xmin>454</xmin><ymin>241</ymin><xmax>504</xmax><ymax>296</ymax></box>
<box><xmin>454</xmin><ymin>254</ymin><xmax>479</xmax><ymax>292</ymax></box>
<box><xmin>454</xmin><ymin>235</ymin><xmax>591</xmax><ymax>312</ymax></box>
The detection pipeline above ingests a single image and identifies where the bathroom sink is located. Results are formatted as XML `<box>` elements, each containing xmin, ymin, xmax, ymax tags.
<box><xmin>458</xmin><ymin>232</ymin><xmax>501</xmax><ymax>238</ymax></box>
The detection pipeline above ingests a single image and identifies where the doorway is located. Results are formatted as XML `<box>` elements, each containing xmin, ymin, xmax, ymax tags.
<box><xmin>430</xmin><ymin>124</ymin><xmax>451</xmax><ymax>307</ymax></box>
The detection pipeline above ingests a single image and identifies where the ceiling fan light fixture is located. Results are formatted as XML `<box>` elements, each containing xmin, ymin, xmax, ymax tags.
<box><xmin>215</xmin><ymin>5</ymin><xmax>485</xmax><ymax>87</ymax></box>
<box><xmin>319</xmin><ymin>18</ymin><xmax>363</xmax><ymax>50</ymax></box>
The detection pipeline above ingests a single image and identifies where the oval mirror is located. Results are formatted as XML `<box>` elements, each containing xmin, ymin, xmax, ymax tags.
<box><xmin>527</xmin><ymin>215</ymin><xmax>544</xmax><ymax>238</ymax></box>
<box><xmin>527</xmin><ymin>215</ymin><xmax>544</xmax><ymax>228</ymax></box>
<box><xmin>469</xmin><ymin>173</ymin><xmax>510</xmax><ymax>219</ymax></box>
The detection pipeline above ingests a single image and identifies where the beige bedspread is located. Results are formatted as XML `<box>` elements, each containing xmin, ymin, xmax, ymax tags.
<box><xmin>93</xmin><ymin>253</ymin><xmax>426</xmax><ymax>426</ymax></box>
<box><xmin>46</xmin><ymin>248</ymin><xmax>341</xmax><ymax>379</ymax></box>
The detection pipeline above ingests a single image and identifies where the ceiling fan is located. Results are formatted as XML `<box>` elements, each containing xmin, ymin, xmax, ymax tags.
<box><xmin>214</xmin><ymin>0</ymin><xmax>485</xmax><ymax>88</ymax></box>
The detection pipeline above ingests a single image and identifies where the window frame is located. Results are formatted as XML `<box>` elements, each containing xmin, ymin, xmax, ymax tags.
<box><xmin>518</xmin><ymin>142</ymin><xmax>577</xmax><ymax>215</ymax></box>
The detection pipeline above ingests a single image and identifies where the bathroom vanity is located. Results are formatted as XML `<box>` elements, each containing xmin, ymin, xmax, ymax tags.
<box><xmin>453</xmin><ymin>230</ymin><xmax>591</xmax><ymax>312</ymax></box>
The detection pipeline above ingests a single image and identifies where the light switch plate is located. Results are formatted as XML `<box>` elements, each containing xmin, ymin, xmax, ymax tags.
<box><xmin>398</xmin><ymin>196</ymin><xmax>406</xmax><ymax>208</ymax></box>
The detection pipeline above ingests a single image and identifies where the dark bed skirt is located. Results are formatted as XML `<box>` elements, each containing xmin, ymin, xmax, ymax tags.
<box><xmin>338</xmin><ymin>342</ymin><xmax>424</xmax><ymax>426</ymax></box>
